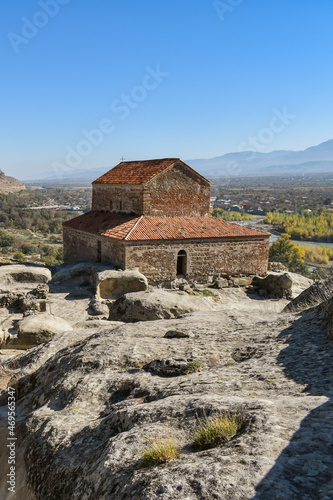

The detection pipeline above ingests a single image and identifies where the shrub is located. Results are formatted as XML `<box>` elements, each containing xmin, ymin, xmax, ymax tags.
<box><xmin>13</xmin><ymin>252</ymin><xmax>25</xmax><ymax>262</ymax></box>
<box><xmin>1</xmin><ymin>247</ymin><xmax>11</xmax><ymax>255</ymax></box>
<box><xmin>21</xmin><ymin>243</ymin><xmax>38</xmax><ymax>255</ymax></box>
<box><xmin>42</xmin><ymin>255</ymin><xmax>58</xmax><ymax>266</ymax></box>
<box><xmin>193</xmin><ymin>412</ymin><xmax>244</xmax><ymax>450</ymax></box>
<box><xmin>141</xmin><ymin>437</ymin><xmax>180</xmax><ymax>467</ymax></box>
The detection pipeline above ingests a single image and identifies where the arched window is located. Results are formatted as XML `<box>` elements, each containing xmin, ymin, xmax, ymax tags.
<box><xmin>177</xmin><ymin>250</ymin><xmax>187</xmax><ymax>276</ymax></box>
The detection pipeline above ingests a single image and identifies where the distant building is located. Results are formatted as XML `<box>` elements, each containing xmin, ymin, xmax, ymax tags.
<box><xmin>63</xmin><ymin>158</ymin><xmax>269</xmax><ymax>283</ymax></box>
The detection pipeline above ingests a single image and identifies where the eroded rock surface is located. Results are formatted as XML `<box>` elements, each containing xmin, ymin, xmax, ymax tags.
<box><xmin>0</xmin><ymin>265</ymin><xmax>51</xmax><ymax>293</ymax></box>
<box><xmin>52</xmin><ymin>262</ymin><xmax>106</xmax><ymax>286</ymax></box>
<box><xmin>284</xmin><ymin>275</ymin><xmax>333</xmax><ymax>313</ymax></box>
<box><xmin>108</xmin><ymin>289</ymin><xmax>214</xmax><ymax>322</ymax></box>
<box><xmin>0</xmin><ymin>278</ymin><xmax>332</xmax><ymax>499</ymax></box>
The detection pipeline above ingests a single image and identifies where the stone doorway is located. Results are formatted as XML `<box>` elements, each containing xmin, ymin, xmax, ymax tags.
<box><xmin>177</xmin><ymin>250</ymin><xmax>187</xmax><ymax>276</ymax></box>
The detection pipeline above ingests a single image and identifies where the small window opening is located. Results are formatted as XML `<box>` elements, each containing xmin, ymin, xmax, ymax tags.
<box><xmin>177</xmin><ymin>250</ymin><xmax>187</xmax><ymax>276</ymax></box>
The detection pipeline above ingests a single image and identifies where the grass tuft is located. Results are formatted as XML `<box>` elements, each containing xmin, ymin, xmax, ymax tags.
<box><xmin>182</xmin><ymin>360</ymin><xmax>203</xmax><ymax>375</ymax></box>
<box><xmin>193</xmin><ymin>412</ymin><xmax>244</xmax><ymax>450</ymax></box>
<box><xmin>200</xmin><ymin>289</ymin><xmax>218</xmax><ymax>297</ymax></box>
<box><xmin>141</xmin><ymin>437</ymin><xmax>180</xmax><ymax>467</ymax></box>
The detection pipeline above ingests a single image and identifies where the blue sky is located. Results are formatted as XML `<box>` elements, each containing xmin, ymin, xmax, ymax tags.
<box><xmin>1</xmin><ymin>0</ymin><xmax>333</xmax><ymax>180</ymax></box>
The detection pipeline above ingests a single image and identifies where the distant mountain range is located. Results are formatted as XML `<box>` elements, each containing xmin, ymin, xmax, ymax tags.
<box><xmin>188</xmin><ymin>139</ymin><xmax>333</xmax><ymax>177</ymax></box>
<box><xmin>29</xmin><ymin>139</ymin><xmax>333</xmax><ymax>183</ymax></box>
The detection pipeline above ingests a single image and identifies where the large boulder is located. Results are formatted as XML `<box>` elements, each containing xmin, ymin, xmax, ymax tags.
<box><xmin>253</xmin><ymin>272</ymin><xmax>293</xmax><ymax>299</ymax></box>
<box><xmin>12</xmin><ymin>313</ymin><xmax>73</xmax><ymax>348</ymax></box>
<box><xmin>253</xmin><ymin>272</ymin><xmax>312</xmax><ymax>300</ymax></box>
<box><xmin>108</xmin><ymin>289</ymin><xmax>214</xmax><ymax>322</ymax></box>
<box><xmin>89</xmin><ymin>298</ymin><xmax>110</xmax><ymax>316</ymax></box>
<box><xmin>287</xmin><ymin>272</ymin><xmax>313</xmax><ymax>298</ymax></box>
<box><xmin>96</xmin><ymin>269</ymin><xmax>148</xmax><ymax>299</ymax></box>
<box><xmin>53</xmin><ymin>263</ymin><xmax>148</xmax><ymax>300</ymax></box>
<box><xmin>52</xmin><ymin>262</ymin><xmax>106</xmax><ymax>286</ymax></box>
<box><xmin>0</xmin><ymin>265</ymin><xmax>51</xmax><ymax>293</ymax></box>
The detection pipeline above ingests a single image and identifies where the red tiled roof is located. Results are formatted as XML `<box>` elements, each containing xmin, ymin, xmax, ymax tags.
<box><xmin>63</xmin><ymin>212</ymin><xmax>138</xmax><ymax>239</ymax></box>
<box><xmin>92</xmin><ymin>158</ymin><xmax>210</xmax><ymax>185</ymax></box>
<box><xmin>63</xmin><ymin>212</ymin><xmax>269</xmax><ymax>241</ymax></box>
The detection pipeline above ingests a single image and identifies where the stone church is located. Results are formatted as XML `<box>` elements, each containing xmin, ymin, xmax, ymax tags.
<box><xmin>63</xmin><ymin>158</ymin><xmax>269</xmax><ymax>283</ymax></box>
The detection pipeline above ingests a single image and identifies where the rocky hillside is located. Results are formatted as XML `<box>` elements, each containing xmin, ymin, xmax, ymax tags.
<box><xmin>0</xmin><ymin>264</ymin><xmax>332</xmax><ymax>499</ymax></box>
<box><xmin>0</xmin><ymin>170</ymin><xmax>26</xmax><ymax>194</ymax></box>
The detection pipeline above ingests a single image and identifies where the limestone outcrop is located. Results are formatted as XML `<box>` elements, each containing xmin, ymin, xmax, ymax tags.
<box><xmin>52</xmin><ymin>262</ymin><xmax>109</xmax><ymax>286</ymax></box>
<box><xmin>108</xmin><ymin>289</ymin><xmax>214</xmax><ymax>322</ymax></box>
<box><xmin>0</xmin><ymin>289</ymin><xmax>333</xmax><ymax>499</ymax></box>
<box><xmin>1</xmin><ymin>266</ymin><xmax>332</xmax><ymax>499</ymax></box>
<box><xmin>53</xmin><ymin>263</ymin><xmax>148</xmax><ymax>298</ymax></box>
<box><xmin>0</xmin><ymin>264</ymin><xmax>51</xmax><ymax>293</ymax></box>
<box><xmin>284</xmin><ymin>275</ymin><xmax>333</xmax><ymax>312</ymax></box>
<box><xmin>0</xmin><ymin>170</ymin><xmax>26</xmax><ymax>194</ymax></box>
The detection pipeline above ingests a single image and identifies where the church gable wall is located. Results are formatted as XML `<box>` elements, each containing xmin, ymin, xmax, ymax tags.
<box><xmin>143</xmin><ymin>164</ymin><xmax>210</xmax><ymax>216</ymax></box>
<box><xmin>92</xmin><ymin>184</ymin><xmax>144</xmax><ymax>214</ymax></box>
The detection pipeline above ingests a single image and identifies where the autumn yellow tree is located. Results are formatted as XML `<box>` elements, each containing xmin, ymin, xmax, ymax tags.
<box><xmin>269</xmin><ymin>234</ymin><xmax>307</xmax><ymax>273</ymax></box>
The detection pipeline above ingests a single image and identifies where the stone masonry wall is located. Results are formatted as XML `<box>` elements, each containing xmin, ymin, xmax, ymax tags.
<box><xmin>125</xmin><ymin>238</ymin><xmax>270</xmax><ymax>283</ymax></box>
<box><xmin>92</xmin><ymin>184</ymin><xmax>144</xmax><ymax>214</ymax></box>
<box><xmin>63</xmin><ymin>227</ymin><xmax>126</xmax><ymax>267</ymax></box>
<box><xmin>63</xmin><ymin>227</ymin><xmax>269</xmax><ymax>284</ymax></box>
<box><xmin>143</xmin><ymin>164</ymin><xmax>210</xmax><ymax>216</ymax></box>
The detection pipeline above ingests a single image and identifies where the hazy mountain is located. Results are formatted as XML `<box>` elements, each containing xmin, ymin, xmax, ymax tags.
<box><xmin>187</xmin><ymin>139</ymin><xmax>333</xmax><ymax>177</ymax></box>
<box><xmin>32</xmin><ymin>139</ymin><xmax>333</xmax><ymax>182</ymax></box>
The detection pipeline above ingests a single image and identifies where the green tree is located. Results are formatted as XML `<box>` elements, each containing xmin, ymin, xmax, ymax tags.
<box><xmin>211</xmin><ymin>208</ymin><xmax>252</xmax><ymax>221</ymax></box>
<box><xmin>269</xmin><ymin>234</ymin><xmax>308</xmax><ymax>273</ymax></box>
